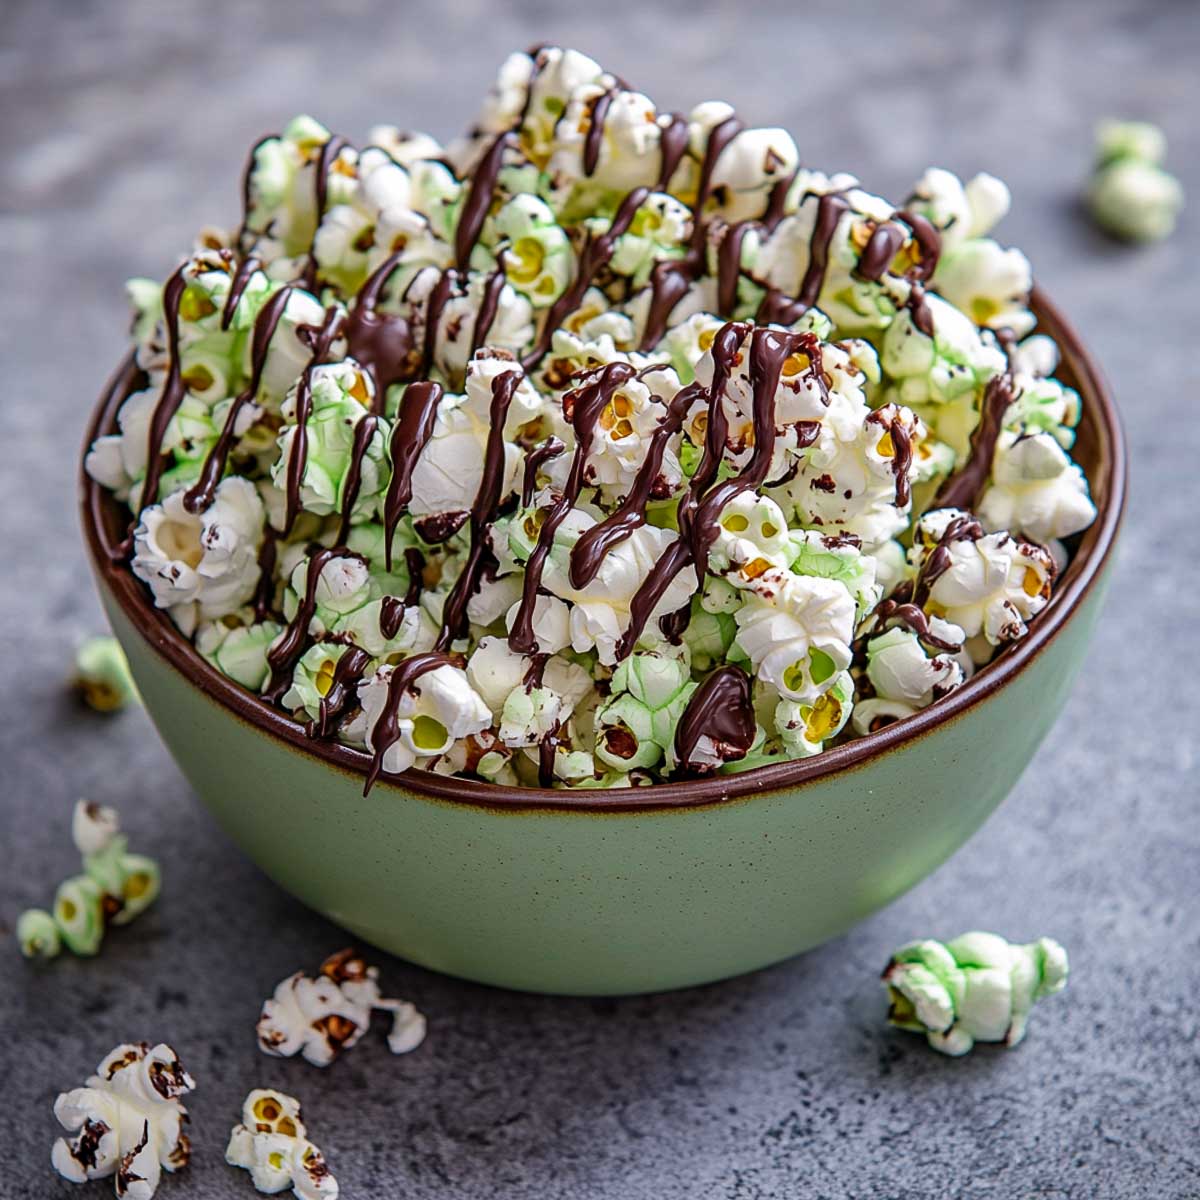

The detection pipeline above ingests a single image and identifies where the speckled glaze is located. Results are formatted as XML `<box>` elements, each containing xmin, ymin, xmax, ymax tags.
<box><xmin>81</xmin><ymin>289</ymin><xmax>1125</xmax><ymax>995</ymax></box>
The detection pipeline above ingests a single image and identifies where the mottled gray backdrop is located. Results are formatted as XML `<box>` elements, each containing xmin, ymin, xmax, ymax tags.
<box><xmin>2</xmin><ymin>2</ymin><xmax>1197</xmax><ymax>1197</ymax></box>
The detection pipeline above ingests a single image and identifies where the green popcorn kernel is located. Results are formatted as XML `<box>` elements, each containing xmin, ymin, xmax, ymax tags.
<box><xmin>281</xmin><ymin>642</ymin><xmax>359</xmax><ymax>722</ymax></box>
<box><xmin>53</xmin><ymin>875</ymin><xmax>106</xmax><ymax>956</ymax></box>
<box><xmin>882</xmin><ymin>931</ymin><xmax>1069</xmax><ymax>1057</ymax></box>
<box><xmin>775</xmin><ymin>671</ymin><xmax>854</xmax><ymax>758</ymax></box>
<box><xmin>111</xmin><ymin>854</ymin><xmax>162</xmax><ymax>926</ymax></box>
<box><xmin>594</xmin><ymin>693</ymin><xmax>661</xmax><ymax>771</ymax></box>
<box><xmin>789</xmin><ymin>532</ymin><xmax>881</xmax><ymax>621</ymax></box>
<box><xmin>609</xmin><ymin>645</ymin><xmax>691</xmax><ymax>711</ymax></box>
<box><xmin>683</xmin><ymin>605</ymin><xmax>737</xmax><ymax>673</ymax></box>
<box><xmin>17</xmin><ymin>909</ymin><xmax>62</xmax><ymax>960</ymax></box>
<box><xmin>493</xmin><ymin>194</ymin><xmax>573</xmax><ymax>307</ymax></box>
<box><xmin>73</xmin><ymin>636</ymin><xmax>139</xmax><ymax>713</ymax></box>
<box><xmin>1088</xmin><ymin>159</ymin><xmax>1183</xmax><ymax>243</ymax></box>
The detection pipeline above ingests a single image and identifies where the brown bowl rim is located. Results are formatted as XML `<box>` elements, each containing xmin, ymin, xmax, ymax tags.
<box><xmin>80</xmin><ymin>286</ymin><xmax>1127</xmax><ymax>813</ymax></box>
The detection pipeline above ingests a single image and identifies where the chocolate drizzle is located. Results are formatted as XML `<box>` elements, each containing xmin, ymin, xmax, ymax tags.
<box><xmin>335</xmin><ymin>413</ymin><xmax>380</xmax><ymax>545</ymax></box>
<box><xmin>934</xmin><ymin>373</ymin><xmax>1018</xmax><ymax>511</ymax></box>
<box><xmin>455</xmin><ymin>132</ymin><xmax>512</xmax><ymax>270</ymax></box>
<box><xmin>522</xmin><ymin>436</ymin><xmax>566</xmax><ymax>506</ymax></box>
<box><xmin>253</xmin><ymin>527</ymin><xmax>279</xmax><ymax>622</ymax></box>
<box><xmin>583</xmin><ymin>87</ymin><xmax>617</xmax><ymax>176</ymax></box>
<box><xmin>379</xmin><ymin>547</ymin><xmax>426</xmax><ymax>642</ymax></box>
<box><xmin>638</xmin><ymin>260</ymin><xmax>694</xmax><ymax>350</ymax></box>
<box><xmin>656</xmin><ymin>113</ymin><xmax>690</xmax><ymax>191</ymax></box>
<box><xmin>509</xmin><ymin>361</ymin><xmax>637</xmax><ymax>653</ymax></box>
<box><xmin>674</xmin><ymin>664</ymin><xmax>756</xmax><ymax>772</ymax></box>
<box><xmin>871</xmin><ymin>599</ymin><xmax>962</xmax><ymax>654</ymax></box>
<box><xmin>265</xmin><ymin>545</ymin><xmax>358</xmax><ymax>701</ymax></box>
<box><xmin>911</xmin><ymin>514</ymin><xmax>985</xmax><ymax>611</ymax></box>
<box><xmin>282</xmin><ymin>305</ymin><xmax>345</xmax><ymax>534</ymax></box>
<box><xmin>471</xmin><ymin>266</ymin><xmax>508</xmax><ymax>355</ymax></box>
<box><xmin>301</xmin><ymin>134</ymin><xmax>350</xmax><ymax>289</ymax></box>
<box><xmin>363</xmin><ymin>651</ymin><xmax>459</xmax><ymax>792</ymax></box>
<box><xmin>436</xmin><ymin>369</ymin><xmax>523</xmax><ymax>648</ymax></box>
<box><xmin>307</xmin><ymin>646</ymin><xmax>372</xmax><ymax>737</ymax></box>
<box><xmin>184</xmin><ymin>283</ymin><xmax>294</xmax><ymax>513</ymax></box>
<box><xmin>345</xmin><ymin>251</ymin><xmax>416</xmax><ymax>407</ymax></box>
<box><xmin>222</xmin><ymin>255</ymin><xmax>262</xmax><ymax>328</ymax></box>
<box><xmin>382</xmin><ymin>380</ymin><xmax>443</xmax><ymax>569</ymax></box>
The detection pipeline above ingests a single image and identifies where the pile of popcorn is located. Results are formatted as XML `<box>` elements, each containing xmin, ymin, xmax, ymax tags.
<box><xmin>87</xmin><ymin>45</ymin><xmax>1098</xmax><ymax>789</ymax></box>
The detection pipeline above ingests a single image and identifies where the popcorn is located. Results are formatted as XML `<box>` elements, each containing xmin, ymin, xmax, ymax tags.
<box><xmin>226</xmin><ymin>1089</ymin><xmax>338</xmax><ymax>1199</ymax></box>
<box><xmin>257</xmin><ymin>948</ymin><xmax>427</xmax><ymax>1067</ymax></box>
<box><xmin>18</xmin><ymin>801</ymin><xmax>160</xmax><ymax>961</ymax></box>
<box><xmin>131</xmin><ymin>477</ymin><xmax>265</xmax><ymax>636</ymax></box>
<box><xmin>92</xmin><ymin>46</ymin><xmax>1099</xmax><ymax>788</ymax></box>
<box><xmin>882</xmin><ymin>931</ymin><xmax>1068</xmax><ymax>1056</ymax></box>
<box><xmin>1088</xmin><ymin>119</ymin><xmax>1182</xmax><ymax>242</ymax></box>
<box><xmin>73</xmin><ymin>636</ymin><xmax>140</xmax><ymax>712</ymax></box>
<box><xmin>51</xmin><ymin>1042</ymin><xmax>195</xmax><ymax>1197</ymax></box>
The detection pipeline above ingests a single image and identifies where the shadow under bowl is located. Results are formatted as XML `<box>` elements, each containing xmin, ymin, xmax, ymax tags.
<box><xmin>80</xmin><ymin>287</ymin><xmax>1126</xmax><ymax>995</ymax></box>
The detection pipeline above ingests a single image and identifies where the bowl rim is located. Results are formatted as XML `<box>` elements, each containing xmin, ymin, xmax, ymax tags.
<box><xmin>80</xmin><ymin>286</ymin><xmax>1127</xmax><ymax>813</ymax></box>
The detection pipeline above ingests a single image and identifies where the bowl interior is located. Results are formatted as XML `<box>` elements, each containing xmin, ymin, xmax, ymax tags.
<box><xmin>80</xmin><ymin>287</ymin><xmax>1126</xmax><ymax>811</ymax></box>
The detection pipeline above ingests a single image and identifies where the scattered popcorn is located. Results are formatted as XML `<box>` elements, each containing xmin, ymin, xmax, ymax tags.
<box><xmin>226</xmin><ymin>1088</ymin><xmax>338</xmax><ymax>1199</ymax></box>
<box><xmin>73</xmin><ymin>636</ymin><xmax>140</xmax><ymax>712</ymax></box>
<box><xmin>257</xmin><ymin>948</ymin><xmax>427</xmax><ymax>1067</ymax></box>
<box><xmin>17</xmin><ymin>801</ymin><xmax>160</xmax><ymax>960</ymax></box>
<box><xmin>51</xmin><ymin>1042</ymin><xmax>195</xmax><ymax>1198</ymax></box>
<box><xmin>88</xmin><ymin>45</ymin><xmax>1100</xmax><ymax>789</ymax></box>
<box><xmin>1087</xmin><ymin>119</ymin><xmax>1182</xmax><ymax>242</ymax></box>
<box><xmin>882</xmin><ymin>931</ymin><xmax>1068</xmax><ymax>1056</ymax></box>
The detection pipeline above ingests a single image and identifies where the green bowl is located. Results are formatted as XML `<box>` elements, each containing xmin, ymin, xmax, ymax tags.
<box><xmin>80</xmin><ymin>288</ymin><xmax>1126</xmax><ymax>996</ymax></box>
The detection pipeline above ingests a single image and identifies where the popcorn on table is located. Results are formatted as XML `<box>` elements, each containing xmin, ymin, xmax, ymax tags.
<box><xmin>1087</xmin><ymin>119</ymin><xmax>1183</xmax><ymax>242</ymax></box>
<box><xmin>73</xmin><ymin>636</ymin><xmax>140</xmax><ymax>713</ymax></box>
<box><xmin>226</xmin><ymin>1088</ymin><xmax>338</xmax><ymax>1199</ymax></box>
<box><xmin>51</xmin><ymin>1041</ymin><xmax>195</xmax><ymax>1199</ymax></box>
<box><xmin>17</xmin><ymin>800</ymin><xmax>160</xmax><ymax>960</ymax></box>
<box><xmin>882</xmin><ymin>931</ymin><xmax>1069</xmax><ymax>1056</ymax></box>
<box><xmin>257</xmin><ymin>948</ymin><xmax>427</xmax><ymax>1067</ymax></box>
<box><xmin>86</xmin><ymin>44</ymin><xmax>1100</xmax><ymax>790</ymax></box>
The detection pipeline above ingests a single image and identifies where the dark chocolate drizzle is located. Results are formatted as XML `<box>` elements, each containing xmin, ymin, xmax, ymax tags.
<box><xmin>382</xmin><ymin>380</ymin><xmax>443</xmax><ymax>570</ymax></box>
<box><xmin>345</xmin><ymin>251</ymin><xmax>416</xmax><ymax>408</ymax></box>
<box><xmin>583</xmin><ymin>87</ymin><xmax>617</xmax><ymax>176</ymax></box>
<box><xmin>522</xmin><ymin>436</ymin><xmax>566</xmax><ymax>507</ymax></box>
<box><xmin>307</xmin><ymin>646</ymin><xmax>372</xmax><ymax>737</ymax></box>
<box><xmin>455</xmin><ymin>132</ymin><xmax>512</xmax><ymax>270</ymax></box>
<box><xmin>471</xmin><ymin>266</ymin><xmax>508</xmax><ymax>355</ymax></box>
<box><xmin>638</xmin><ymin>259</ymin><xmax>694</xmax><ymax>350</ymax></box>
<box><xmin>363</xmin><ymin>651</ymin><xmax>460</xmax><ymax>792</ymax></box>
<box><xmin>436</xmin><ymin>369</ymin><xmax>523</xmax><ymax>648</ymax></box>
<box><xmin>674</xmin><ymin>664</ymin><xmax>756</xmax><ymax>772</ymax></box>
<box><xmin>282</xmin><ymin>305</ymin><xmax>346</xmax><ymax>534</ymax></box>
<box><xmin>508</xmin><ymin>361</ymin><xmax>638</xmax><ymax>654</ymax></box>
<box><xmin>184</xmin><ymin>284</ymin><xmax>294</xmax><ymax>513</ymax></box>
<box><xmin>222</xmin><ymin>255</ymin><xmax>262</xmax><ymax>329</ymax></box>
<box><xmin>933</xmin><ymin>373</ymin><xmax>1018</xmax><ymax>511</ymax></box>
<box><xmin>301</xmin><ymin>134</ymin><xmax>350</xmax><ymax>290</ymax></box>
<box><xmin>871</xmin><ymin>599</ymin><xmax>962</xmax><ymax>654</ymax></box>
<box><xmin>911</xmin><ymin>514</ymin><xmax>985</xmax><ymax>611</ymax></box>
<box><xmin>656</xmin><ymin>113</ymin><xmax>690</xmax><ymax>191</ymax></box>
<box><xmin>335</xmin><ymin>413</ymin><xmax>380</xmax><ymax>545</ymax></box>
<box><xmin>253</xmin><ymin>526</ymin><xmax>279</xmax><ymax>622</ymax></box>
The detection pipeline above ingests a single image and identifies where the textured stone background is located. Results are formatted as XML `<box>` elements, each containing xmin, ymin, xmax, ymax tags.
<box><xmin>2</xmin><ymin>1</ymin><xmax>1198</xmax><ymax>1197</ymax></box>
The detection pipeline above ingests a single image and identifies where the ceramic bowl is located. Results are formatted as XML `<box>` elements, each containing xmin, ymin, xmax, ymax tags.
<box><xmin>80</xmin><ymin>288</ymin><xmax>1125</xmax><ymax>995</ymax></box>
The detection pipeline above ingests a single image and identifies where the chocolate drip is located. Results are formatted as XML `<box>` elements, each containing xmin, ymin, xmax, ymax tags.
<box><xmin>522</xmin><ymin>436</ymin><xmax>565</xmax><ymax>506</ymax></box>
<box><xmin>523</xmin><ymin>652</ymin><xmax>549</xmax><ymax>690</ymax></box>
<box><xmin>382</xmin><ymin>380</ymin><xmax>443</xmax><ymax>569</ymax></box>
<box><xmin>856</xmin><ymin>223</ymin><xmax>907</xmax><ymax>283</ymax></box>
<box><xmin>583</xmin><ymin>87</ymin><xmax>617</xmax><ymax>176</ymax></box>
<box><xmin>253</xmin><ymin>526</ymin><xmax>279</xmax><ymax>622</ymax></box>
<box><xmin>282</xmin><ymin>306</ymin><xmax>345</xmax><ymax>534</ymax></box>
<box><xmin>414</xmin><ymin>511</ymin><xmax>469</xmax><ymax>543</ymax></box>
<box><xmin>470</xmin><ymin>266</ymin><xmax>507</xmax><ymax>355</ymax></box>
<box><xmin>674</xmin><ymin>664</ymin><xmax>756</xmax><ymax>772</ymax></box>
<box><xmin>717</xmin><ymin>221</ymin><xmax>754</xmax><ymax>317</ymax></box>
<box><xmin>895</xmin><ymin>209</ymin><xmax>941</xmax><ymax>280</ymax></box>
<box><xmin>796</xmin><ymin>191</ymin><xmax>851</xmax><ymax>310</ymax></box>
<box><xmin>871</xmin><ymin>599</ymin><xmax>961</xmax><ymax>653</ymax></box>
<box><xmin>126</xmin><ymin>264</ymin><xmax>190</xmax><ymax>549</ymax></box>
<box><xmin>763</xmin><ymin>170</ymin><xmax>798</xmax><ymax>231</ymax></box>
<box><xmin>184</xmin><ymin>284</ymin><xmax>294</xmax><ymax>513</ymax></box>
<box><xmin>436</xmin><ymin>370</ymin><xmax>523</xmax><ymax>648</ymax></box>
<box><xmin>933</xmin><ymin>373</ymin><xmax>1017</xmax><ymax>511</ymax></box>
<box><xmin>613</xmin><ymin>322</ymin><xmax>748</xmax><ymax>660</ymax></box>
<box><xmin>455</xmin><ymin>132</ymin><xmax>512</xmax><ymax>270</ymax></box>
<box><xmin>379</xmin><ymin>548</ymin><xmax>426</xmax><ymax>641</ymax></box>
<box><xmin>345</xmin><ymin>251</ymin><xmax>416</xmax><ymax>408</ymax></box>
<box><xmin>688</xmin><ymin>326</ymin><xmax>806</xmax><ymax>578</ymax></box>
<box><xmin>307</xmin><ymin>647</ymin><xmax>372</xmax><ymax>737</ymax></box>
<box><xmin>656</xmin><ymin>113</ymin><xmax>690</xmax><ymax>191</ymax></box>
<box><xmin>421</xmin><ymin>268</ymin><xmax>458</xmax><ymax>376</ymax></box>
<box><xmin>538</xmin><ymin>720</ymin><xmax>561</xmax><ymax>787</ymax></box>
<box><xmin>691</xmin><ymin>115</ymin><xmax>744</xmax><ymax>233</ymax></box>
<box><xmin>521</xmin><ymin>185</ymin><xmax>650</xmax><ymax>370</ymax></box>
<box><xmin>568</xmin><ymin>383</ymin><xmax>697</xmax><ymax>589</ymax></box>
<box><xmin>906</xmin><ymin>281</ymin><xmax>935</xmax><ymax>338</ymax></box>
<box><xmin>301</xmin><ymin>134</ymin><xmax>350</xmax><ymax>290</ymax></box>
<box><xmin>238</xmin><ymin>135</ymin><xmax>273</xmax><ymax>246</ymax></box>
<box><xmin>911</xmin><ymin>514</ymin><xmax>985</xmax><ymax>610</ymax></box>
<box><xmin>363</xmin><ymin>651</ymin><xmax>459</xmax><ymax>792</ymax></box>
<box><xmin>509</xmin><ymin>362</ymin><xmax>638</xmax><ymax>654</ymax></box>
<box><xmin>222</xmin><ymin>255</ymin><xmax>262</xmax><ymax>329</ymax></box>
<box><xmin>866</xmin><ymin>410</ymin><xmax>914</xmax><ymax>509</ymax></box>
<box><xmin>265</xmin><ymin>545</ymin><xmax>357</xmax><ymax>701</ymax></box>
<box><xmin>335</xmin><ymin>414</ymin><xmax>380</xmax><ymax>545</ymax></box>
<box><xmin>638</xmin><ymin>260</ymin><xmax>693</xmax><ymax>350</ymax></box>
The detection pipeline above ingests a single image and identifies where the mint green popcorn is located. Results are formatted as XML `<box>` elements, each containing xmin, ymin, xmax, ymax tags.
<box><xmin>51</xmin><ymin>875</ymin><xmax>106</xmax><ymax>956</ymax></box>
<box><xmin>197</xmin><ymin>617</ymin><xmax>284</xmax><ymax>691</ymax></box>
<box><xmin>499</xmin><ymin>686</ymin><xmax>564</xmax><ymax>748</ymax></box>
<box><xmin>281</xmin><ymin>553</ymin><xmax>374</xmax><ymax>637</ymax></box>
<box><xmin>492</xmin><ymin>194</ymin><xmax>573</xmax><ymax>307</ymax></box>
<box><xmin>789</xmin><ymin>530</ymin><xmax>882</xmax><ymax>621</ymax></box>
<box><xmin>595</xmin><ymin>645</ymin><xmax>694</xmax><ymax>770</ymax></box>
<box><xmin>73</xmin><ymin>636</ymin><xmax>139</xmax><ymax>713</ymax></box>
<box><xmin>605</xmin><ymin>192</ymin><xmax>692</xmax><ymax>287</ymax></box>
<box><xmin>682</xmin><ymin>603</ymin><xmax>737</xmax><ymax>672</ymax></box>
<box><xmin>281</xmin><ymin>642</ymin><xmax>358</xmax><ymax>722</ymax></box>
<box><xmin>17</xmin><ymin>909</ymin><xmax>61</xmax><ymax>960</ymax></box>
<box><xmin>775</xmin><ymin>670</ymin><xmax>853</xmax><ymax>758</ymax></box>
<box><xmin>1088</xmin><ymin>120</ymin><xmax>1182</xmax><ymax>242</ymax></box>
<box><xmin>1005</xmin><ymin>374</ymin><xmax>1081</xmax><ymax>450</ymax></box>
<box><xmin>274</xmin><ymin>362</ymin><xmax>389</xmax><ymax>521</ymax></box>
<box><xmin>883</xmin><ymin>931</ymin><xmax>1068</xmax><ymax>1056</ymax></box>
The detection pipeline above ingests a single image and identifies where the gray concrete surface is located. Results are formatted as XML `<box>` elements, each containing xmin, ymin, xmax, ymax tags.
<box><xmin>2</xmin><ymin>1</ymin><xmax>1198</xmax><ymax>1196</ymax></box>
